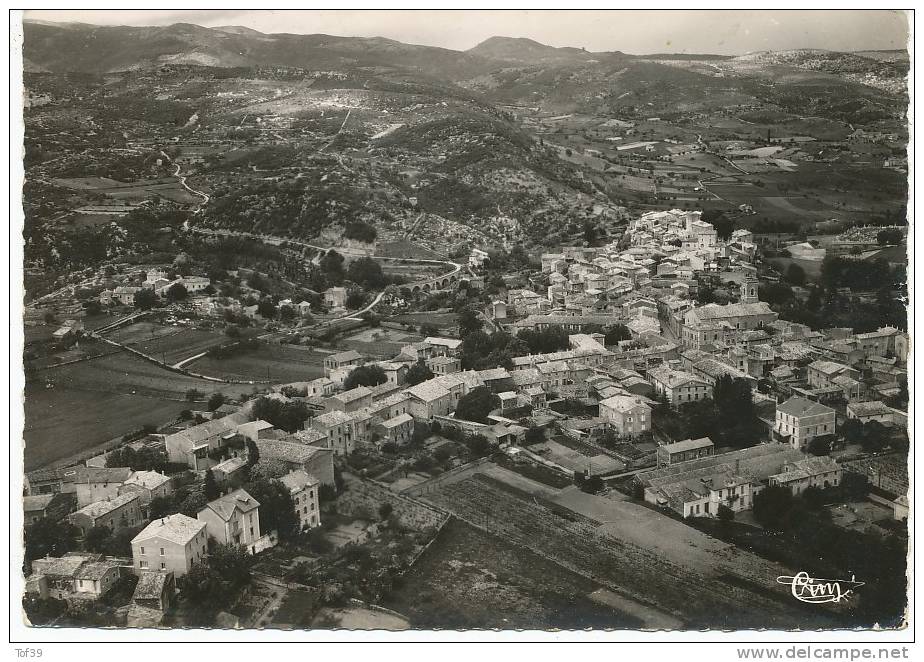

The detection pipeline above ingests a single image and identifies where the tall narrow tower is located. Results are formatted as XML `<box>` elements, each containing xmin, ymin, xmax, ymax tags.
<box><xmin>740</xmin><ymin>275</ymin><xmax>759</xmax><ymax>304</ymax></box>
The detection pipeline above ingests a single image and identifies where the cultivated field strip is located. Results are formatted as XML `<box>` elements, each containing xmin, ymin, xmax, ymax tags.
<box><xmin>423</xmin><ymin>476</ymin><xmax>843</xmax><ymax>630</ymax></box>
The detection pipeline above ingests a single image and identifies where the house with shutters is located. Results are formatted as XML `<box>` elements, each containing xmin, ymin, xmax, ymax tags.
<box><xmin>773</xmin><ymin>396</ymin><xmax>836</xmax><ymax>450</ymax></box>
<box><xmin>131</xmin><ymin>514</ymin><xmax>208</xmax><ymax>577</ymax></box>
<box><xmin>598</xmin><ymin>395</ymin><xmax>651</xmax><ymax>437</ymax></box>
<box><xmin>279</xmin><ymin>470</ymin><xmax>321</xmax><ymax>531</ymax></box>
<box><xmin>69</xmin><ymin>492</ymin><xmax>143</xmax><ymax>536</ymax></box>
<box><xmin>197</xmin><ymin>489</ymin><xmax>262</xmax><ymax>554</ymax></box>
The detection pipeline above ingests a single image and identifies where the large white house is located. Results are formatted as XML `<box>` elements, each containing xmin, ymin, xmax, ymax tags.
<box><xmin>774</xmin><ymin>396</ymin><xmax>836</xmax><ymax>450</ymax></box>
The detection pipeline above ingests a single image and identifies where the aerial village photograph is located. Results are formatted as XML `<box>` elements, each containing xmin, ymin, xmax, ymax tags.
<box><xmin>9</xmin><ymin>6</ymin><xmax>916</xmax><ymax>655</ymax></box>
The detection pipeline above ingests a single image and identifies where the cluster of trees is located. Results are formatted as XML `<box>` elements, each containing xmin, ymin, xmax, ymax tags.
<box><xmin>877</xmin><ymin>228</ymin><xmax>903</xmax><ymax>246</ymax></box>
<box><xmin>405</xmin><ymin>359</ymin><xmax>434</xmax><ymax>386</ymax></box>
<box><xmin>343</xmin><ymin>221</ymin><xmax>377</xmax><ymax>243</ymax></box>
<box><xmin>178</xmin><ymin>543</ymin><xmax>254</xmax><ymax>626</ymax></box>
<box><xmin>84</xmin><ymin>524</ymin><xmax>139</xmax><ymax>557</ymax></box>
<box><xmin>251</xmin><ymin>396</ymin><xmax>312</xmax><ymax>433</ymax></box>
<box><xmin>454</xmin><ymin>386</ymin><xmax>499</xmax><ymax>424</ymax></box>
<box><xmin>343</xmin><ymin>364</ymin><xmax>387</xmax><ymax>390</ymax></box>
<box><xmin>840</xmin><ymin>418</ymin><xmax>906</xmax><ymax>454</ymax></box>
<box><xmin>820</xmin><ymin>256</ymin><xmax>903</xmax><ymax>293</ymax></box>
<box><xmin>516</xmin><ymin>325</ymin><xmax>570</xmax><ymax>354</ymax></box>
<box><xmin>653</xmin><ymin>377</ymin><xmax>764</xmax><ymax>449</ymax></box>
<box><xmin>460</xmin><ymin>329</ymin><xmax>525</xmax><ymax>370</ymax></box>
<box><xmin>744</xmin><ymin>478</ymin><xmax>907</xmax><ymax>627</ymax></box>
<box><xmin>104</xmin><ymin>445</ymin><xmax>169</xmax><ymax>472</ymax></box>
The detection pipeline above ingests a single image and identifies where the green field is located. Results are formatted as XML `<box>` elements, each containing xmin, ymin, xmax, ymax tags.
<box><xmin>188</xmin><ymin>344</ymin><xmax>327</xmax><ymax>383</ymax></box>
<box><xmin>23</xmin><ymin>386</ymin><xmax>189</xmax><ymax>471</ymax></box>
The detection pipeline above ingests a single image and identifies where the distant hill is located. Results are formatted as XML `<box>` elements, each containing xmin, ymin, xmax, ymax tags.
<box><xmin>467</xmin><ymin>36</ymin><xmax>605</xmax><ymax>65</ymax></box>
<box><xmin>21</xmin><ymin>21</ymin><xmax>501</xmax><ymax>78</ymax></box>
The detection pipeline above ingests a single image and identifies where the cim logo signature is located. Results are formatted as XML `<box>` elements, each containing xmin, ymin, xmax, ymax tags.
<box><xmin>776</xmin><ymin>571</ymin><xmax>865</xmax><ymax>604</ymax></box>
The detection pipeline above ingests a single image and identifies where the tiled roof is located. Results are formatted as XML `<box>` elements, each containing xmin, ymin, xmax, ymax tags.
<box><xmin>132</xmin><ymin>514</ymin><xmax>205</xmax><ymax>545</ymax></box>
<box><xmin>123</xmin><ymin>471</ymin><xmax>171</xmax><ymax>491</ymax></box>
<box><xmin>72</xmin><ymin>492</ymin><xmax>140</xmax><ymax>520</ymax></box>
<box><xmin>661</xmin><ymin>437</ymin><xmax>714</xmax><ymax>453</ymax></box>
<box><xmin>776</xmin><ymin>396</ymin><xmax>835</xmax><ymax>418</ymax></box>
<box><xmin>201</xmin><ymin>488</ymin><xmax>259</xmax><ymax>521</ymax></box>
<box><xmin>279</xmin><ymin>469</ymin><xmax>320</xmax><ymax>493</ymax></box>
<box><xmin>256</xmin><ymin>438</ymin><xmax>329</xmax><ymax>464</ymax></box>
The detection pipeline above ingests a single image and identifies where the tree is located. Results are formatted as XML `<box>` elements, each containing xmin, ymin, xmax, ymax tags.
<box><xmin>251</xmin><ymin>397</ymin><xmax>310</xmax><ymax>433</ymax></box>
<box><xmin>604</xmin><ymin>324</ymin><xmax>632</xmax><ymax>345</ymax></box>
<box><xmin>405</xmin><ymin>360</ymin><xmax>434</xmax><ymax>386</ymax></box>
<box><xmin>257</xmin><ymin>298</ymin><xmax>277</xmax><ymax>319</ymax></box>
<box><xmin>246</xmin><ymin>479</ymin><xmax>298</xmax><ymax>540</ymax></box>
<box><xmin>83</xmin><ymin>300</ymin><xmax>102</xmax><ymax>316</ymax></box>
<box><xmin>24</xmin><ymin>519</ymin><xmax>79</xmax><ymax>563</ymax></box>
<box><xmin>877</xmin><ymin>228</ymin><xmax>903</xmax><ymax>246</ymax></box>
<box><xmin>278</xmin><ymin>305</ymin><xmax>296</xmax><ymax>323</ymax></box>
<box><xmin>419</xmin><ymin>323</ymin><xmax>439</xmax><ymax>337</ymax></box>
<box><xmin>785</xmin><ymin>263</ymin><xmax>806</xmax><ymax>287</ymax></box>
<box><xmin>806</xmin><ymin>436</ymin><xmax>833</xmax><ymax>456</ymax></box>
<box><xmin>717</xmin><ymin>504</ymin><xmax>735</xmax><ymax>522</ymax></box>
<box><xmin>343</xmin><ymin>364</ymin><xmax>387</xmax><ymax>389</ymax></box>
<box><xmin>525</xmin><ymin>426</ymin><xmax>545</xmax><ymax>444</ymax></box>
<box><xmin>464</xmin><ymin>434</ymin><xmax>492</xmax><ymax>458</ymax></box>
<box><xmin>225</xmin><ymin>324</ymin><xmax>242</xmax><ymax>339</ymax></box>
<box><xmin>133</xmin><ymin>288</ymin><xmax>157</xmax><ymax>310</ymax></box>
<box><xmin>204</xmin><ymin>469</ymin><xmax>220</xmax><ymax>501</ymax></box>
<box><xmin>455</xmin><ymin>386</ymin><xmax>498</xmax><ymax>424</ymax></box>
<box><xmin>165</xmin><ymin>283</ymin><xmax>188</xmax><ymax>302</ymax></box>
<box><xmin>246</xmin><ymin>439</ymin><xmax>260</xmax><ymax>468</ymax></box>
<box><xmin>517</xmin><ymin>325</ymin><xmax>570</xmax><ymax>354</ymax></box>
<box><xmin>347</xmin><ymin>257</ymin><xmax>386</xmax><ymax>289</ymax></box>
<box><xmin>344</xmin><ymin>221</ymin><xmax>377</xmax><ymax>243</ymax></box>
<box><xmin>149</xmin><ymin>495</ymin><xmax>176</xmax><ymax>520</ymax></box>
<box><xmin>320</xmin><ymin>250</ymin><xmax>345</xmax><ymax>278</ymax></box>
<box><xmin>378</xmin><ymin>503</ymin><xmax>394</xmax><ymax>521</ymax></box>
<box><xmin>84</xmin><ymin>525</ymin><xmax>113</xmax><ymax>553</ymax></box>
<box><xmin>185</xmin><ymin>388</ymin><xmax>202</xmax><ymax>402</ymax></box>
<box><xmin>752</xmin><ymin>485</ymin><xmax>796</xmax><ymax>532</ymax></box>
<box><xmin>207</xmin><ymin>392</ymin><xmax>227</xmax><ymax>412</ymax></box>
<box><xmin>456</xmin><ymin>307</ymin><xmax>482</xmax><ymax>338</ymax></box>
<box><xmin>178</xmin><ymin>491</ymin><xmax>207</xmax><ymax>518</ymax></box>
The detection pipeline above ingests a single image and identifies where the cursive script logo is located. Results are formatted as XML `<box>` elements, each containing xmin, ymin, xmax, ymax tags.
<box><xmin>776</xmin><ymin>571</ymin><xmax>864</xmax><ymax>604</ymax></box>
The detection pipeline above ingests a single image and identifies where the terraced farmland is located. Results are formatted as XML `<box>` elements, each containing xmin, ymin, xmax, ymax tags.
<box><xmin>422</xmin><ymin>474</ymin><xmax>847</xmax><ymax>630</ymax></box>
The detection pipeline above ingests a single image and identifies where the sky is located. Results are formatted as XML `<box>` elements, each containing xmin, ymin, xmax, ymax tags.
<box><xmin>22</xmin><ymin>9</ymin><xmax>910</xmax><ymax>55</ymax></box>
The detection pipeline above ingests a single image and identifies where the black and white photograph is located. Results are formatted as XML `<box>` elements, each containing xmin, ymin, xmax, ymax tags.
<box><xmin>9</xmin><ymin>6</ymin><xmax>915</xmax><ymax>650</ymax></box>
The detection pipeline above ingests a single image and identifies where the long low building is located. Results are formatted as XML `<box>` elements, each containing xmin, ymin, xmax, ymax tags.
<box><xmin>636</xmin><ymin>443</ymin><xmax>840</xmax><ymax>518</ymax></box>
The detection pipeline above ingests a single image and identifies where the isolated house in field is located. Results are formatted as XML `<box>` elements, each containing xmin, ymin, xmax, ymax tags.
<box><xmin>197</xmin><ymin>489</ymin><xmax>261</xmax><ymax>554</ymax></box>
<box><xmin>279</xmin><ymin>470</ymin><xmax>321</xmax><ymax>531</ymax></box>
<box><xmin>131</xmin><ymin>514</ymin><xmax>208</xmax><ymax>577</ymax></box>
